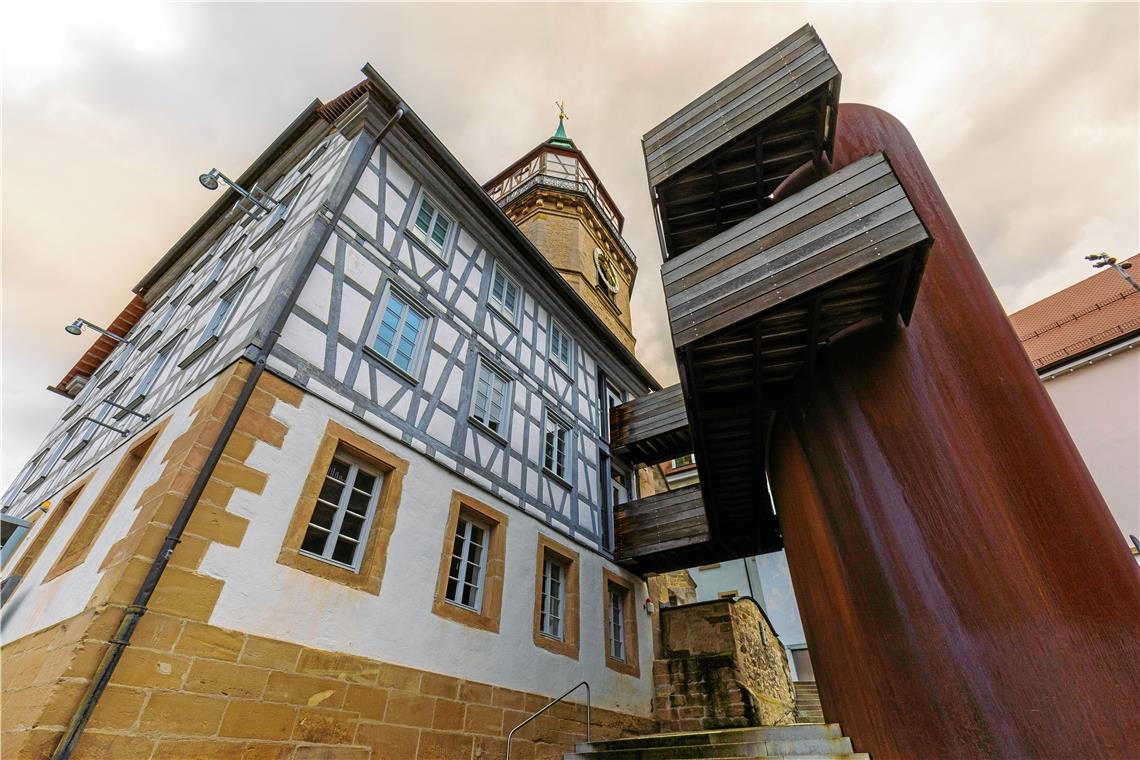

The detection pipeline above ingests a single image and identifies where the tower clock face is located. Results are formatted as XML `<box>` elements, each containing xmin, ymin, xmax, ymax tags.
<box><xmin>594</xmin><ymin>248</ymin><xmax>620</xmax><ymax>294</ymax></box>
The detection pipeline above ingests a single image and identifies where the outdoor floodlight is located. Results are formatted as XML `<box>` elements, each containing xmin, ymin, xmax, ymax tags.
<box><xmin>198</xmin><ymin>169</ymin><xmax>221</xmax><ymax>190</ymax></box>
<box><xmin>196</xmin><ymin>167</ymin><xmax>277</xmax><ymax>215</ymax></box>
<box><xmin>64</xmin><ymin>318</ymin><xmax>129</xmax><ymax>343</ymax></box>
<box><xmin>1086</xmin><ymin>252</ymin><xmax>1139</xmax><ymax>292</ymax></box>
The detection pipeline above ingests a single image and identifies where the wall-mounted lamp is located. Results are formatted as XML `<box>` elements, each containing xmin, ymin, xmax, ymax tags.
<box><xmin>643</xmin><ymin>597</ymin><xmax>655</xmax><ymax>616</ymax></box>
<box><xmin>1086</xmin><ymin>253</ymin><xmax>1139</xmax><ymax>292</ymax></box>
<box><xmin>198</xmin><ymin>168</ymin><xmax>279</xmax><ymax>217</ymax></box>
<box><xmin>65</xmin><ymin>318</ymin><xmax>129</xmax><ymax>343</ymax></box>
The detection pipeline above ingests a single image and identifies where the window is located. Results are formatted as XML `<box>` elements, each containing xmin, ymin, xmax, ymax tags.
<box><xmin>370</xmin><ymin>286</ymin><xmax>429</xmax><ymax>375</ymax></box>
<box><xmin>252</xmin><ymin>182</ymin><xmax>304</xmax><ymax>251</ymax></box>
<box><xmin>445</xmin><ymin>515</ymin><xmax>489</xmax><ymax>610</ymax></box>
<box><xmin>718</xmin><ymin>590</ymin><xmax>739</xmax><ymax>599</ymax></box>
<box><xmin>549</xmin><ymin>320</ymin><xmax>573</xmax><ymax>374</ymax></box>
<box><xmin>671</xmin><ymin>454</ymin><xmax>695</xmax><ymax>468</ymax></box>
<box><xmin>543</xmin><ymin>411</ymin><xmax>572</xmax><ymax>482</ymax></box>
<box><xmin>3</xmin><ymin>481</ymin><xmax>88</xmax><ymax>600</ymax></box>
<box><xmin>189</xmin><ymin>239</ymin><xmax>241</xmax><ymax>305</ymax></box>
<box><xmin>97</xmin><ymin>341</ymin><xmax>135</xmax><ymax>388</ymax></box>
<box><xmin>44</xmin><ymin>425</ymin><xmax>162</xmax><ymax>582</ymax></box>
<box><xmin>609</xmin><ymin>584</ymin><xmax>627</xmax><ymax>660</ymax></box>
<box><xmin>603</xmin><ymin>569</ymin><xmax>639</xmax><ymax>676</ymax></box>
<box><xmin>433</xmin><ymin>491</ymin><xmax>507</xmax><ymax>633</ymax></box>
<box><xmin>489</xmin><ymin>262</ymin><xmax>521</xmax><ymax>323</ymax></box>
<box><xmin>299</xmin><ymin>453</ymin><xmax>383</xmax><ymax>570</ymax></box>
<box><xmin>126</xmin><ymin>333</ymin><xmax>181</xmax><ymax>409</ymax></box>
<box><xmin>1</xmin><ymin>515</ymin><xmax>33</xmax><ymax>567</ymax></box>
<box><xmin>139</xmin><ymin>288</ymin><xmax>188</xmax><ymax>350</ymax></box>
<box><xmin>278</xmin><ymin>421</ymin><xmax>408</xmax><ymax>594</ymax></box>
<box><xmin>533</xmin><ymin>536</ymin><xmax>580</xmax><ymax>658</ymax></box>
<box><xmin>598</xmin><ymin>376</ymin><xmax>624</xmax><ymax>440</ymax></box>
<box><xmin>471</xmin><ymin>358</ymin><xmax>512</xmax><ymax>437</ymax></box>
<box><xmin>203</xmin><ymin>274</ymin><xmax>250</xmax><ymax>344</ymax></box>
<box><xmin>411</xmin><ymin>193</ymin><xmax>452</xmax><ymax>256</ymax></box>
<box><xmin>539</xmin><ymin>555</ymin><xmax>565</xmax><ymax>640</ymax></box>
<box><xmin>29</xmin><ymin>425</ymin><xmax>79</xmax><ymax>490</ymax></box>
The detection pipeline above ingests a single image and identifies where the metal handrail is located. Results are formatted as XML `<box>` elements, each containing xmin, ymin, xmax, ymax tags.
<box><xmin>505</xmin><ymin>680</ymin><xmax>590</xmax><ymax>760</ymax></box>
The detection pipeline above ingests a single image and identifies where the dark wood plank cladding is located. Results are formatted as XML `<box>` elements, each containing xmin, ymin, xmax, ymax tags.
<box><xmin>664</xmin><ymin>153</ymin><xmax>928</xmax><ymax>348</ymax></box>
<box><xmin>610</xmin><ymin>384</ymin><xmax>692</xmax><ymax>465</ymax></box>
<box><xmin>614</xmin><ymin>485</ymin><xmax>722</xmax><ymax>573</ymax></box>
<box><xmin>643</xmin><ymin>25</ymin><xmax>839</xmax><ymax>188</ymax></box>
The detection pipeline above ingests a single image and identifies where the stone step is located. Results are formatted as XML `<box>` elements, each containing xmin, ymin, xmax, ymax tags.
<box><xmin>566</xmin><ymin>736</ymin><xmax>855</xmax><ymax>759</ymax></box>
<box><xmin>576</xmin><ymin>725</ymin><xmax>844</xmax><ymax>753</ymax></box>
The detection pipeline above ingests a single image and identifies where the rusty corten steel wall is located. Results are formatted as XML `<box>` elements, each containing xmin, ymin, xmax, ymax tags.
<box><xmin>769</xmin><ymin>103</ymin><xmax>1140</xmax><ymax>759</ymax></box>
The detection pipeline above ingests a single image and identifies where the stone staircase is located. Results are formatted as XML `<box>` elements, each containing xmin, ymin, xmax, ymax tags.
<box><xmin>793</xmin><ymin>681</ymin><xmax>824</xmax><ymax>723</ymax></box>
<box><xmin>566</xmin><ymin>724</ymin><xmax>868</xmax><ymax>759</ymax></box>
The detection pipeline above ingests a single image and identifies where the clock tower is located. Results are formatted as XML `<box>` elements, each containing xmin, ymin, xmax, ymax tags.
<box><xmin>485</xmin><ymin>113</ymin><xmax>638</xmax><ymax>350</ymax></box>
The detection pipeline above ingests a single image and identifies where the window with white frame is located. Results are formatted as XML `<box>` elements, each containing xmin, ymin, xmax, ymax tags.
<box><xmin>0</xmin><ymin>514</ymin><xmax>33</xmax><ymax>566</ymax></box>
<box><xmin>471</xmin><ymin>359</ymin><xmax>512</xmax><ymax>436</ymax></box>
<box><xmin>199</xmin><ymin>273</ymin><xmax>251</xmax><ymax>347</ymax></box>
<box><xmin>411</xmin><ymin>193</ymin><xmax>453</xmax><ymax>256</ymax></box>
<box><xmin>98</xmin><ymin>341</ymin><xmax>135</xmax><ymax>388</ymax></box>
<box><xmin>489</xmin><ymin>262</ymin><xmax>521</xmax><ymax>323</ymax></box>
<box><xmin>31</xmin><ymin>424</ymin><xmax>79</xmax><ymax>488</ymax></box>
<box><xmin>445</xmin><ymin>514</ymin><xmax>489</xmax><ymax>610</ymax></box>
<box><xmin>549</xmin><ymin>320</ymin><xmax>573</xmax><ymax>374</ymax></box>
<box><xmin>252</xmin><ymin>182</ymin><xmax>304</xmax><ymax>251</ymax></box>
<box><xmin>190</xmin><ymin>239</ymin><xmax>241</xmax><ymax>304</ymax></box>
<box><xmin>543</xmin><ymin>411</ymin><xmax>572</xmax><ymax>481</ymax></box>
<box><xmin>371</xmin><ymin>286</ymin><xmax>429</xmax><ymax>375</ymax></box>
<box><xmin>299</xmin><ymin>451</ymin><xmax>384</xmax><ymax>570</ymax></box>
<box><xmin>128</xmin><ymin>333</ymin><xmax>180</xmax><ymax>406</ymax></box>
<box><xmin>539</xmin><ymin>555</ymin><xmax>566</xmax><ymax>640</ymax></box>
<box><xmin>608</xmin><ymin>582</ymin><xmax>628</xmax><ymax>662</ymax></box>
<box><xmin>599</xmin><ymin>376</ymin><xmax>624</xmax><ymax>440</ymax></box>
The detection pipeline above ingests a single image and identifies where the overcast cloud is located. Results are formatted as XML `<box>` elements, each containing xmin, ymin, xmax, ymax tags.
<box><xmin>3</xmin><ymin>2</ymin><xmax>1137</xmax><ymax>484</ymax></box>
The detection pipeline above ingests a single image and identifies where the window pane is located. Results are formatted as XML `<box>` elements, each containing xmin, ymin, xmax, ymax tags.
<box><xmin>332</xmin><ymin>537</ymin><xmax>357</xmax><ymax>565</ymax></box>
<box><xmin>346</xmin><ymin>488</ymin><xmax>370</xmax><ymax>516</ymax></box>
<box><xmin>301</xmin><ymin>526</ymin><xmax>328</xmax><ymax>555</ymax></box>
<box><xmin>309</xmin><ymin>501</ymin><xmax>337</xmax><ymax>530</ymax></box>
<box><xmin>430</xmin><ymin>216</ymin><xmax>449</xmax><ymax>247</ymax></box>
<box><xmin>340</xmin><ymin>512</ymin><xmax>365</xmax><ymax>540</ymax></box>
<box><xmin>327</xmin><ymin>459</ymin><xmax>350</xmax><ymax>482</ymax></box>
<box><xmin>415</xmin><ymin>199</ymin><xmax>435</xmax><ymax>235</ymax></box>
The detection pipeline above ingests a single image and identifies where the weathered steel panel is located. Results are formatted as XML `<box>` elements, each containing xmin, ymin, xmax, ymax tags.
<box><xmin>771</xmin><ymin>103</ymin><xmax>1140</xmax><ymax>760</ymax></box>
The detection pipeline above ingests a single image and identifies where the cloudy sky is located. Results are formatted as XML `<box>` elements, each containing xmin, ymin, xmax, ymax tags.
<box><xmin>2</xmin><ymin>2</ymin><xmax>1137</xmax><ymax>484</ymax></box>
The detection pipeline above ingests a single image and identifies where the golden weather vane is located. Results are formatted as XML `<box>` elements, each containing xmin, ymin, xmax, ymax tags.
<box><xmin>555</xmin><ymin>100</ymin><xmax>569</xmax><ymax>122</ymax></box>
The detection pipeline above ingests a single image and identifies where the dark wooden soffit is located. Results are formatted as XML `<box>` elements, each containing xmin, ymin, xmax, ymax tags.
<box><xmin>642</xmin><ymin>24</ymin><xmax>840</xmax><ymax>189</ymax></box>
<box><xmin>610</xmin><ymin>383</ymin><xmax>691</xmax><ymax>466</ymax></box>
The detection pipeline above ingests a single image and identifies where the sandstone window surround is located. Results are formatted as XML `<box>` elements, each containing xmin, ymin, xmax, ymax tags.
<box><xmin>43</xmin><ymin>421</ymin><xmax>166</xmax><ymax>582</ymax></box>
<box><xmin>4</xmin><ymin>478</ymin><xmax>90</xmax><ymax>598</ymax></box>
<box><xmin>277</xmin><ymin>420</ymin><xmax>408</xmax><ymax>594</ymax></box>
<box><xmin>603</xmin><ymin>568</ymin><xmax>640</xmax><ymax>677</ymax></box>
<box><xmin>533</xmin><ymin>534</ymin><xmax>580</xmax><ymax>659</ymax></box>
<box><xmin>433</xmin><ymin>491</ymin><xmax>507</xmax><ymax>634</ymax></box>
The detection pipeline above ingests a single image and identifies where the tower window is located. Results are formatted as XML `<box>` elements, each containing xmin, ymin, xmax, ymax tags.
<box><xmin>543</xmin><ymin>411</ymin><xmax>572</xmax><ymax>482</ymax></box>
<box><xmin>411</xmin><ymin>193</ymin><xmax>453</xmax><ymax>257</ymax></box>
<box><xmin>300</xmin><ymin>451</ymin><xmax>384</xmax><ymax>570</ymax></box>
<box><xmin>489</xmin><ymin>262</ymin><xmax>521</xmax><ymax>324</ymax></box>
<box><xmin>471</xmin><ymin>358</ymin><xmax>512</xmax><ymax>437</ymax></box>
<box><xmin>371</xmin><ymin>285</ymin><xmax>430</xmax><ymax>375</ymax></box>
<box><xmin>549</xmin><ymin>320</ymin><xmax>573</xmax><ymax>374</ymax></box>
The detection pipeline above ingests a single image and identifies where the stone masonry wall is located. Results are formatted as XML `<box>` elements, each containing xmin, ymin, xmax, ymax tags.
<box><xmin>653</xmin><ymin>599</ymin><xmax>794</xmax><ymax>731</ymax></box>
<box><xmin>1</xmin><ymin>362</ymin><xmax>656</xmax><ymax>758</ymax></box>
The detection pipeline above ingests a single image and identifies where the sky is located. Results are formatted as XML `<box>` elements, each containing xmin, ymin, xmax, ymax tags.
<box><xmin>2</xmin><ymin>2</ymin><xmax>1138</xmax><ymax>484</ymax></box>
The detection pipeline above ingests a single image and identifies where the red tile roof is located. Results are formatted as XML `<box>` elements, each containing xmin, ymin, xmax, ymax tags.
<box><xmin>1010</xmin><ymin>254</ymin><xmax>1140</xmax><ymax>371</ymax></box>
<box><xmin>53</xmin><ymin>295</ymin><xmax>147</xmax><ymax>396</ymax></box>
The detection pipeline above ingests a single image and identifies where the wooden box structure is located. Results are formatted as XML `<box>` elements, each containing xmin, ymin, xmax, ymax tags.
<box><xmin>613</xmin><ymin>27</ymin><xmax>931</xmax><ymax>572</ymax></box>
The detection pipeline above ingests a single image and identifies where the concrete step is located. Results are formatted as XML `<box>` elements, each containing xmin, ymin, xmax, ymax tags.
<box><xmin>576</xmin><ymin>725</ymin><xmax>844</xmax><ymax>753</ymax></box>
<box><xmin>566</xmin><ymin>736</ymin><xmax>854</xmax><ymax>758</ymax></box>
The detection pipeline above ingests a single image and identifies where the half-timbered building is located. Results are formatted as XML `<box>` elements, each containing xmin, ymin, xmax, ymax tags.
<box><xmin>0</xmin><ymin>65</ymin><xmax>663</xmax><ymax>759</ymax></box>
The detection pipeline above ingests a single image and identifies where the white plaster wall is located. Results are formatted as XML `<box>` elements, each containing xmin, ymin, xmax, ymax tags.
<box><xmin>1</xmin><ymin>383</ymin><xmax>207</xmax><ymax>642</ymax></box>
<box><xmin>1042</xmin><ymin>347</ymin><xmax>1140</xmax><ymax>544</ymax></box>
<box><xmin>202</xmin><ymin>386</ymin><xmax>655</xmax><ymax>715</ymax></box>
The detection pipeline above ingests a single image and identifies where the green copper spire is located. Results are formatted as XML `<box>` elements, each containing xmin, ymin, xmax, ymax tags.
<box><xmin>549</xmin><ymin>100</ymin><xmax>574</xmax><ymax>149</ymax></box>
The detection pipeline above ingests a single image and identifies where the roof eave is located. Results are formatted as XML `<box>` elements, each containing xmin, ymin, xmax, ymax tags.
<box><xmin>359</xmin><ymin>63</ymin><xmax>659</xmax><ymax>392</ymax></box>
